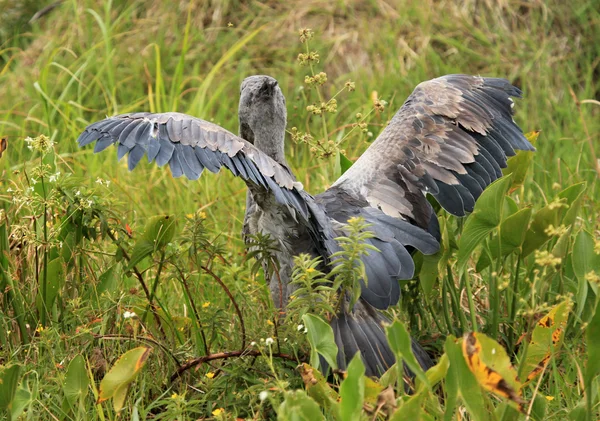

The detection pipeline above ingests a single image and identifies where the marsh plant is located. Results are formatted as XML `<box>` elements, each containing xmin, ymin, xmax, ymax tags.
<box><xmin>1</xmin><ymin>2</ymin><xmax>599</xmax><ymax>420</ymax></box>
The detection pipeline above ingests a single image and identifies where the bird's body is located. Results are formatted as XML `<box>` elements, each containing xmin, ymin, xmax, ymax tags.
<box><xmin>78</xmin><ymin>73</ymin><xmax>535</xmax><ymax>377</ymax></box>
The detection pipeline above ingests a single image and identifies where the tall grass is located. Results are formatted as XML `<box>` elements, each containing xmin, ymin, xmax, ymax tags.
<box><xmin>0</xmin><ymin>0</ymin><xmax>599</xmax><ymax>419</ymax></box>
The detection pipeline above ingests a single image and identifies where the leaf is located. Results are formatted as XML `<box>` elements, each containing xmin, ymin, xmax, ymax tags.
<box><xmin>278</xmin><ymin>390</ymin><xmax>325</xmax><ymax>421</ymax></box>
<box><xmin>302</xmin><ymin>314</ymin><xmax>338</xmax><ymax>371</ymax></box>
<box><xmin>573</xmin><ymin>230</ymin><xmax>600</xmax><ymax>294</ymax></box>
<box><xmin>522</xmin><ymin>183</ymin><xmax>586</xmax><ymax>257</ymax></box>
<box><xmin>142</xmin><ymin>215</ymin><xmax>177</xmax><ymax>248</ymax></box>
<box><xmin>418</xmin><ymin>251</ymin><xmax>442</xmax><ymax>298</ymax></box>
<box><xmin>10</xmin><ymin>385</ymin><xmax>31</xmax><ymax>421</ymax></box>
<box><xmin>339</xmin><ymin>354</ymin><xmax>365</xmax><ymax>421</ymax></box>
<box><xmin>390</xmin><ymin>392</ymin><xmax>425</xmax><ymax>421</ymax></box>
<box><xmin>297</xmin><ymin>364</ymin><xmax>340</xmax><ymax>419</ymax></box>
<box><xmin>127</xmin><ymin>240</ymin><xmax>155</xmax><ymax>270</ymax></box>
<box><xmin>64</xmin><ymin>355</ymin><xmax>89</xmax><ymax>408</ymax></box>
<box><xmin>95</xmin><ymin>265</ymin><xmax>118</xmax><ymax>296</ymax></box>
<box><xmin>520</xmin><ymin>301</ymin><xmax>570</xmax><ymax>383</ymax></box>
<box><xmin>462</xmin><ymin>332</ymin><xmax>525</xmax><ymax>411</ymax></box>
<box><xmin>0</xmin><ymin>364</ymin><xmax>21</xmax><ymax>412</ymax></box>
<box><xmin>98</xmin><ymin>347</ymin><xmax>152</xmax><ymax>412</ymax></box>
<box><xmin>457</xmin><ymin>175</ymin><xmax>513</xmax><ymax>273</ymax></box>
<box><xmin>44</xmin><ymin>257</ymin><xmax>66</xmax><ymax>310</ymax></box>
<box><xmin>585</xmin><ymin>302</ymin><xmax>600</xmax><ymax>396</ymax></box>
<box><xmin>339</xmin><ymin>152</ymin><xmax>353</xmax><ymax>175</ymax></box>
<box><xmin>445</xmin><ymin>337</ymin><xmax>490</xmax><ymax>421</ymax></box>
<box><xmin>503</xmin><ymin>131</ymin><xmax>539</xmax><ymax>191</ymax></box>
<box><xmin>385</xmin><ymin>320</ymin><xmax>429</xmax><ymax>389</ymax></box>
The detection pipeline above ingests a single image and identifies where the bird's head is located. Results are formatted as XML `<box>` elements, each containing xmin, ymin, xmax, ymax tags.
<box><xmin>238</xmin><ymin>75</ymin><xmax>287</xmax><ymax>148</ymax></box>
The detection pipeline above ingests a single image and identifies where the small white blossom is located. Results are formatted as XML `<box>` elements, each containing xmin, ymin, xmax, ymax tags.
<box><xmin>250</xmin><ymin>341</ymin><xmax>257</xmax><ymax>346</ymax></box>
<box><xmin>96</xmin><ymin>177</ymin><xmax>104</xmax><ymax>185</ymax></box>
<box><xmin>123</xmin><ymin>311</ymin><xmax>137</xmax><ymax>319</ymax></box>
<box><xmin>75</xmin><ymin>190</ymin><xmax>81</xmax><ymax>196</ymax></box>
<box><xmin>259</xmin><ymin>391</ymin><xmax>268</xmax><ymax>401</ymax></box>
<box><xmin>6</xmin><ymin>188</ymin><xmax>13</xmax><ymax>193</ymax></box>
<box><xmin>49</xmin><ymin>172</ymin><xmax>60</xmax><ymax>182</ymax></box>
<box><xmin>265</xmin><ymin>337</ymin><xmax>274</xmax><ymax>346</ymax></box>
<box><xmin>297</xmin><ymin>324</ymin><xmax>304</xmax><ymax>331</ymax></box>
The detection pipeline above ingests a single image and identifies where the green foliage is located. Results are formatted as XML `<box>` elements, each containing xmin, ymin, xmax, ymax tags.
<box><xmin>302</xmin><ymin>314</ymin><xmax>338</xmax><ymax>372</ymax></box>
<box><xmin>0</xmin><ymin>1</ymin><xmax>599</xmax><ymax>419</ymax></box>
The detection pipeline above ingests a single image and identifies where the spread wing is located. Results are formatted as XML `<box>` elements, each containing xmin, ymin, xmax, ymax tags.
<box><xmin>77</xmin><ymin>112</ymin><xmax>308</xmax><ymax>219</ymax></box>
<box><xmin>331</xmin><ymin>74</ymin><xmax>535</xmax><ymax>228</ymax></box>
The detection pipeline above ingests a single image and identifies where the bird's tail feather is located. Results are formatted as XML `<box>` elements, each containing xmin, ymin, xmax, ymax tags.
<box><xmin>328</xmin><ymin>299</ymin><xmax>433</xmax><ymax>377</ymax></box>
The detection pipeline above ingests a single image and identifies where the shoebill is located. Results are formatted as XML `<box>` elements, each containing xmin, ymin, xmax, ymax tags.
<box><xmin>77</xmin><ymin>74</ymin><xmax>535</xmax><ymax>376</ymax></box>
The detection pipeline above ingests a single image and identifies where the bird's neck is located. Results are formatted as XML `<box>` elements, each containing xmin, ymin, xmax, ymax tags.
<box><xmin>254</xmin><ymin>129</ymin><xmax>287</xmax><ymax>166</ymax></box>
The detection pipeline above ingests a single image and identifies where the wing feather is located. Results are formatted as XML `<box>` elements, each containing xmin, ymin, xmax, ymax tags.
<box><xmin>331</xmin><ymin>74</ymin><xmax>534</xmax><ymax>225</ymax></box>
<box><xmin>77</xmin><ymin>111</ymin><xmax>308</xmax><ymax>219</ymax></box>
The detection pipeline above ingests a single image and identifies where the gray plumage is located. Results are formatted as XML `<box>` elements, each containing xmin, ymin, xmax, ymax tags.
<box><xmin>77</xmin><ymin>74</ymin><xmax>534</xmax><ymax>377</ymax></box>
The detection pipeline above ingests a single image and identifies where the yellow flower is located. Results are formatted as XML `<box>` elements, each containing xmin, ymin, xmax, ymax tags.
<box><xmin>35</xmin><ymin>325</ymin><xmax>45</xmax><ymax>333</ymax></box>
<box><xmin>306</xmin><ymin>267</ymin><xmax>315</xmax><ymax>273</ymax></box>
<box><xmin>202</xmin><ymin>301</ymin><xmax>210</xmax><ymax>308</ymax></box>
<box><xmin>199</xmin><ymin>211</ymin><xmax>207</xmax><ymax>219</ymax></box>
<box><xmin>545</xmin><ymin>395</ymin><xmax>555</xmax><ymax>401</ymax></box>
<box><xmin>206</xmin><ymin>372</ymin><xmax>215</xmax><ymax>379</ymax></box>
<box><xmin>212</xmin><ymin>408</ymin><xmax>224</xmax><ymax>416</ymax></box>
<box><xmin>186</xmin><ymin>213</ymin><xmax>194</xmax><ymax>219</ymax></box>
<box><xmin>171</xmin><ymin>393</ymin><xmax>178</xmax><ymax>399</ymax></box>
<box><xmin>267</xmin><ymin>319</ymin><xmax>274</xmax><ymax>326</ymax></box>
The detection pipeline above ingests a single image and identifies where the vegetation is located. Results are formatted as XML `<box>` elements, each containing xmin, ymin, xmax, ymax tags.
<box><xmin>0</xmin><ymin>0</ymin><xmax>599</xmax><ymax>419</ymax></box>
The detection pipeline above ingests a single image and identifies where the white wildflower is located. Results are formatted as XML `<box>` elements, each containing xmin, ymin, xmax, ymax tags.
<box><xmin>265</xmin><ymin>337</ymin><xmax>274</xmax><ymax>346</ymax></box>
<box><xmin>259</xmin><ymin>391</ymin><xmax>268</xmax><ymax>401</ymax></box>
<box><xmin>123</xmin><ymin>311</ymin><xmax>136</xmax><ymax>319</ymax></box>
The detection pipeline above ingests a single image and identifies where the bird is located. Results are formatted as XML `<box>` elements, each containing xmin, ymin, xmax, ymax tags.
<box><xmin>77</xmin><ymin>74</ymin><xmax>535</xmax><ymax>377</ymax></box>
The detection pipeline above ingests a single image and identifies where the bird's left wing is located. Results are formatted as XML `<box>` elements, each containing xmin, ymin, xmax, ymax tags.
<box><xmin>77</xmin><ymin>112</ymin><xmax>309</xmax><ymax>219</ymax></box>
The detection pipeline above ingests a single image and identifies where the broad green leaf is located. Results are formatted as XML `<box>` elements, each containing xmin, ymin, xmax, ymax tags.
<box><xmin>457</xmin><ymin>175</ymin><xmax>513</xmax><ymax>273</ymax></box>
<box><xmin>522</xmin><ymin>183</ymin><xmax>586</xmax><ymax>257</ymax></box>
<box><xmin>339</xmin><ymin>152</ymin><xmax>353</xmax><ymax>174</ymax></box>
<box><xmin>499</xmin><ymin>207</ymin><xmax>532</xmax><ymax>254</ymax></box>
<box><xmin>476</xmin><ymin>208</ymin><xmax>532</xmax><ymax>271</ymax></box>
<box><xmin>584</xmin><ymin>302</ymin><xmax>600</xmax><ymax>393</ymax></box>
<box><xmin>278</xmin><ymin>390</ymin><xmax>325</xmax><ymax>421</ymax></box>
<box><xmin>302</xmin><ymin>314</ymin><xmax>338</xmax><ymax>371</ymax></box>
<box><xmin>98</xmin><ymin>347</ymin><xmax>152</xmax><ymax>412</ymax></box>
<box><xmin>472</xmin><ymin>174</ymin><xmax>513</xmax><ymax>227</ymax></box>
<box><xmin>339</xmin><ymin>354</ymin><xmax>365</xmax><ymax>421</ymax></box>
<box><xmin>64</xmin><ymin>355</ymin><xmax>89</xmax><ymax>408</ymax></box>
<box><xmin>391</xmin><ymin>392</ymin><xmax>425</xmax><ymax>421</ymax></box>
<box><xmin>127</xmin><ymin>240</ymin><xmax>154</xmax><ymax>270</ymax></box>
<box><xmin>96</xmin><ymin>264</ymin><xmax>118</xmax><ymax>296</ymax></box>
<box><xmin>445</xmin><ymin>337</ymin><xmax>491</xmax><ymax>421</ymax></box>
<box><xmin>298</xmin><ymin>364</ymin><xmax>340</xmax><ymax>419</ymax></box>
<box><xmin>385</xmin><ymin>320</ymin><xmax>429</xmax><ymax>388</ymax></box>
<box><xmin>520</xmin><ymin>301</ymin><xmax>571</xmax><ymax>383</ymax></box>
<box><xmin>142</xmin><ymin>215</ymin><xmax>177</xmax><ymax>248</ymax></box>
<box><xmin>44</xmin><ymin>257</ymin><xmax>65</xmax><ymax>310</ymax></box>
<box><xmin>503</xmin><ymin>131</ymin><xmax>539</xmax><ymax>190</ymax></box>
<box><xmin>418</xmin><ymin>251</ymin><xmax>442</xmax><ymax>298</ymax></box>
<box><xmin>573</xmin><ymin>230</ymin><xmax>600</xmax><ymax>296</ymax></box>
<box><xmin>10</xmin><ymin>386</ymin><xmax>31</xmax><ymax>421</ymax></box>
<box><xmin>417</xmin><ymin>354</ymin><xmax>449</xmax><ymax>393</ymax></box>
<box><xmin>0</xmin><ymin>364</ymin><xmax>21</xmax><ymax>413</ymax></box>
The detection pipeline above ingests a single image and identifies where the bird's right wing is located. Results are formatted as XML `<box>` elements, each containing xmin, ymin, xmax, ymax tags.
<box><xmin>77</xmin><ymin>112</ymin><xmax>309</xmax><ymax>219</ymax></box>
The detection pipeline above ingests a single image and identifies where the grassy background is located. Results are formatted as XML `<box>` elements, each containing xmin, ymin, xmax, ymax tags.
<box><xmin>0</xmin><ymin>0</ymin><xmax>599</xmax><ymax>419</ymax></box>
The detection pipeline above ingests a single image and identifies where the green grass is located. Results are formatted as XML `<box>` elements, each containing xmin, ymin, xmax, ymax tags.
<box><xmin>0</xmin><ymin>0</ymin><xmax>599</xmax><ymax>420</ymax></box>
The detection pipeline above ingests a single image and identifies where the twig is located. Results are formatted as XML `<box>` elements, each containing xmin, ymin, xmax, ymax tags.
<box><xmin>200</xmin><ymin>264</ymin><xmax>246</xmax><ymax>350</ymax></box>
<box><xmin>172</xmin><ymin>263</ymin><xmax>210</xmax><ymax>355</ymax></box>
<box><xmin>170</xmin><ymin>349</ymin><xmax>299</xmax><ymax>383</ymax></box>
<box><xmin>106</xmin><ymin>231</ymin><xmax>168</xmax><ymax>341</ymax></box>
<box><xmin>93</xmin><ymin>333</ymin><xmax>180</xmax><ymax>366</ymax></box>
